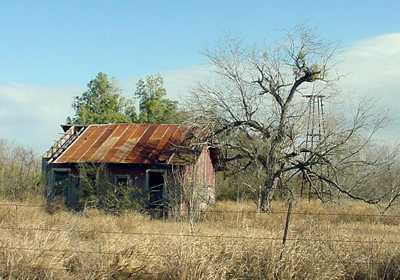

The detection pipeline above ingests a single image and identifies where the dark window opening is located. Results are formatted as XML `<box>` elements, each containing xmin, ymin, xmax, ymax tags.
<box><xmin>148</xmin><ymin>171</ymin><xmax>165</xmax><ymax>209</ymax></box>
<box><xmin>53</xmin><ymin>171</ymin><xmax>69</xmax><ymax>196</ymax></box>
<box><xmin>115</xmin><ymin>175</ymin><xmax>129</xmax><ymax>187</ymax></box>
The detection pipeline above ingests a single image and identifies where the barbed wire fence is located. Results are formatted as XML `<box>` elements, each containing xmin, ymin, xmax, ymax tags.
<box><xmin>0</xmin><ymin>202</ymin><xmax>398</xmax><ymax>277</ymax></box>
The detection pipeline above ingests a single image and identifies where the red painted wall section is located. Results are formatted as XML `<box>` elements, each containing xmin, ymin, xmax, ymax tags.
<box><xmin>178</xmin><ymin>146</ymin><xmax>216</xmax><ymax>213</ymax></box>
<box><xmin>194</xmin><ymin>146</ymin><xmax>216</xmax><ymax>204</ymax></box>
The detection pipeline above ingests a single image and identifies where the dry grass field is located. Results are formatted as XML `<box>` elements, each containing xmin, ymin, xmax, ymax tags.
<box><xmin>1</xmin><ymin>198</ymin><xmax>400</xmax><ymax>279</ymax></box>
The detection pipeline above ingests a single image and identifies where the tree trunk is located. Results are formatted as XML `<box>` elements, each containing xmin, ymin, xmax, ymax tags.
<box><xmin>257</xmin><ymin>174</ymin><xmax>277</xmax><ymax>213</ymax></box>
<box><xmin>257</xmin><ymin>143</ymin><xmax>282</xmax><ymax>212</ymax></box>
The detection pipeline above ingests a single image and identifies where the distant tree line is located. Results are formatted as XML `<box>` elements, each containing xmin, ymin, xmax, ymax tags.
<box><xmin>0</xmin><ymin>140</ymin><xmax>41</xmax><ymax>200</ymax></box>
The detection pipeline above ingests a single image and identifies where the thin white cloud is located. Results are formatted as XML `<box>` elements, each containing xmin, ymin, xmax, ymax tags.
<box><xmin>0</xmin><ymin>84</ymin><xmax>81</xmax><ymax>153</ymax></box>
<box><xmin>162</xmin><ymin>65</ymin><xmax>212</xmax><ymax>99</ymax></box>
<box><xmin>337</xmin><ymin>33</ymin><xmax>400</xmax><ymax>97</ymax></box>
<box><xmin>127</xmin><ymin>64</ymin><xmax>212</xmax><ymax>101</ymax></box>
<box><xmin>335</xmin><ymin>33</ymin><xmax>400</xmax><ymax>139</ymax></box>
<box><xmin>1</xmin><ymin>33</ymin><xmax>399</xmax><ymax>153</ymax></box>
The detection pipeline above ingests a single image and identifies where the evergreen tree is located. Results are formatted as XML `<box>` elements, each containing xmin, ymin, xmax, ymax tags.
<box><xmin>69</xmin><ymin>72</ymin><xmax>136</xmax><ymax>124</ymax></box>
<box><xmin>135</xmin><ymin>75</ymin><xmax>181</xmax><ymax>123</ymax></box>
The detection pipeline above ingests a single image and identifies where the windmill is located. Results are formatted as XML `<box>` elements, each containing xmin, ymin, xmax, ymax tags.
<box><xmin>300</xmin><ymin>94</ymin><xmax>330</xmax><ymax>200</ymax></box>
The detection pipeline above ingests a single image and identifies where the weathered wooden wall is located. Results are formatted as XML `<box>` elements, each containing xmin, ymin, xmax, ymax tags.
<box><xmin>194</xmin><ymin>146</ymin><xmax>216</xmax><ymax>204</ymax></box>
<box><xmin>45</xmin><ymin>147</ymin><xmax>217</xmax><ymax>211</ymax></box>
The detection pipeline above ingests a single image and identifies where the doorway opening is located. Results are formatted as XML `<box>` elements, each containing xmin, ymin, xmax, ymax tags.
<box><xmin>146</xmin><ymin>170</ymin><xmax>166</xmax><ymax>215</ymax></box>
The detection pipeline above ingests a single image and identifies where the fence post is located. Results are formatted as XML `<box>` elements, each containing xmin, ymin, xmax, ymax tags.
<box><xmin>369</xmin><ymin>239</ymin><xmax>374</xmax><ymax>280</ymax></box>
<box><xmin>282</xmin><ymin>200</ymin><xmax>293</xmax><ymax>245</ymax></box>
<box><xmin>279</xmin><ymin>199</ymin><xmax>293</xmax><ymax>260</ymax></box>
<box><xmin>14</xmin><ymin>204</ymin><xmax>18</xmax><ymax>226</ymax></box>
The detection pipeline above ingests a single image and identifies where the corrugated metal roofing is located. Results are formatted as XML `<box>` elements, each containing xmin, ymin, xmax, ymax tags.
<box><xmin>52</xmin><ymin>124</ymin><xmax>190</xmax><ymax>164</ymax></box>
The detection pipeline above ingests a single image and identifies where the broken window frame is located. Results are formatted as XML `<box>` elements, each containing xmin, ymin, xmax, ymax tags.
<box><xmin>51</xmin><ymin>168</ymin><xmax>71</xmax><ymax>197</ymax></box>
<box><xmin>114</xmin><ymin>174</ymin><xmax>130</xmax><ymax>187</ymax></box>
<box><xmin>145</xmin><ymin>169</ymin><xmax>166</xmax><ymax>208</ymax></box>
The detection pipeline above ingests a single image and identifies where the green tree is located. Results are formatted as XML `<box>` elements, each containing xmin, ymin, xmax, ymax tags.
<box><xmin>135</xmin><ymin>75</ymin><xmax>180</xmax><ymax>123</ymax></box>
<box><xmin>69</xmin><ymin>72</ymin><xmax>136</xmax><ymax>124</ymax></box>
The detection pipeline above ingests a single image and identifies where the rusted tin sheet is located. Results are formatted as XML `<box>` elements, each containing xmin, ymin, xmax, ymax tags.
<box><xmin>53</xmin><ymin>124</ymin><xmax>190</xmax><ymax>164</ymax></box>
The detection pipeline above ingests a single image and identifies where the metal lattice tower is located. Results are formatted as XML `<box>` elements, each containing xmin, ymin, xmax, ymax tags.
<box><xmin>304</xmin><ymin>94</ymin><xmax>326</xmax><ymax>155</ymax></box>
<box><xmin>301</xmin><ymin>94</ymin><xmax>329</xmax><ymax>199</ymax></box>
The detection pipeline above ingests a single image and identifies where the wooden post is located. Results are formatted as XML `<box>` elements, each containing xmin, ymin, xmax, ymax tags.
<box><xmin>280</xmin><ymin>199</ymin><xmax>293</xmax><ymax>259</ymax></box>
<box><xmin>275</xmin><ymin>199</ymin><xmax>294</xmax><ymax>279</ymax></box>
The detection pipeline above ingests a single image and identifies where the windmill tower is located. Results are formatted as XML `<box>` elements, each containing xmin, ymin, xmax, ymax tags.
<box><xmin>304</xmin><ymin>94</ymin><xmax>326</xmax><ymax>153</ymax></box>
<box><xmin>301</xmin><ymin>94</ymin><xmax>329</xmax><ymax>199</ymax></box>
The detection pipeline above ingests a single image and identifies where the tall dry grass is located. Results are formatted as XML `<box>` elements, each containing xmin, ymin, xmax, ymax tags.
<box><xmin>0</xmin><ymin>198</ymin><xmax>400</xmax><ymax>279</ymax></box>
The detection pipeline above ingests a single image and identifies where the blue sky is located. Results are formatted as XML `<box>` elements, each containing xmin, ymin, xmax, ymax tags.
<box><xmin>1</xmin><ymin>1</ymin><xmax>400</xmax><ymax>152</ymax></box>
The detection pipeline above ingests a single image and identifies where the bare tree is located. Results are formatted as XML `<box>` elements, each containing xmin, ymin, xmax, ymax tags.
<box><xmin>188</xmin><ymin>27</ymin><xmax>393</xmax><ymax>212</ymax></box>
<box><xmin>0</xmin><ymin>140</ymin><xmax>41</xmax><ymax>200</ymax></box>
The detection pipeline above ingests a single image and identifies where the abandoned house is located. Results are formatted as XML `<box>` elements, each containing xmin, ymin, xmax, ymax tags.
<box><xmin>42</xmin><ymin>123</ymin><xmax>219</xmax><ymax>211</ymax></box>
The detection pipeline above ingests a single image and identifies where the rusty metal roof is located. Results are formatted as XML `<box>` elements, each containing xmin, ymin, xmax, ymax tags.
<box><xmin>52</xmin><ymin>124</ymin><xmax>190</xmax><ymax>164</ymax></box>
